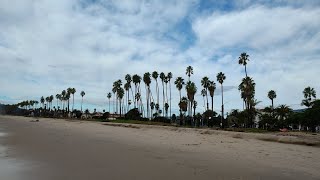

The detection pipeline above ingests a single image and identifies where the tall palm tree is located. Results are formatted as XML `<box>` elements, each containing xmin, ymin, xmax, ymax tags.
<box><xmin>143</xmin><ymin>72</ymin><xmax>151</xmax><ymax>119</ymax></box>
<box><xmin>167</xmin><ymin>72</ymin><xmax>172</xmax><ymax>119</ymax></box>
<box><xmin>132</xmin><ymin>74</ymin><xmax>141</xmax><ymax>108</ymax></box>
<box><xmin>117</xmin><ymin>87</ymin><xmax>125</xmax><ymax>117</ymax></box>
<box><xmin>61</xmin><ymin>90</ymin><xmax>66</xmax><ymax>111</ymax></box>
<box><xmin>69</xmin><ymin>88</ymin><xmax>76</xmax><ymax>111</ymax></box>
<box><xmin>40</xmin><ymin>96</ymin><xmax>45</xmax><ymax>108</ymax></box>
<box><xmin>125</xmin><ymin>74</ymin><xmax>132</xmax><ymax>111</ymax></box>
<box><xmin>56</xmin><ymin>94</ymin><xmax>60</xmax><ymax>109</ymax></box>
<box><xmin>208</xmin><ymin>81</ymin><xmax>216</xmax><ymax>111</ymax></box>
<box><xmin>45</xmin><ymin>96</ymin><xmax>49</xmax><ymax>109</ymax></box>
<box><xmin>201</xmin><ymin>89</ymin><xmax>206</xmax><ymax>111</ymax></box>
<box><xmin>239</xmin><ymin>76</ymin><xmax>256</xmax><ymax>111</ymax></box>
<box><xmin>185</xmin><ymin>81</ymin><xmax>197</xmax><ymax>117</ymax></box>
<box><xmin>186</xmin><ymin>66</ymin><xmax>193</xmax><ymax>81</ymax></box>
<box><xmin>152</xmin><ymin>71</ymin><xmax>159</xmax><ymax>111</ymax></box>
<box><xmin>201</xmin><ymin>76</ymin><xmax>210</xmax><ymax>110</ymax></box>
<box><xmin>238</xmin><ymin>52</ymin><xmax>250</xmax><ymax>77</ymax></box>
<box><xmin>80</xmin><ymin>91</ymin><xmax>85</xmax><ymax>112</ymax></box>
<box><xmin>302</xmin><ymin>86</ymin><xmax>316</xmax><ymax>108</ymax></box>
<box><xmin>49</xmin><ymin>95</ymin><xmax>54</xmax><ymax>110</ymax></box>
<box><xmin>107</xmin><ymin>92</ymin><xmax>112</xmax><ymax>113</ymax></box>
<box><xmin>174</xmin><ymin>77</ymin><xmax>185</xmax><ymax>115</ymax></box>
<box><xmin>67</xmin><ymin>88</ymin><xmax>73</xmax><ymax>112</ymax></box>
<box><xmin>217</xmin><ymin>72</ymin><xmax>226</xmax><ymax>126</ymax></box>
<box><xmin>160</xmin><ymin>72</ymin><xmax>166</xmax><ymax>116</ymax></box>
<box><xmin>193</xmin><ymin>100</ymin><xmax>197</xmax><ymax>117</ymax></box>
<box><xmin>268</xmin><ymin>90</ymin><xmax>277</xmax><ymax>111</ymax></box>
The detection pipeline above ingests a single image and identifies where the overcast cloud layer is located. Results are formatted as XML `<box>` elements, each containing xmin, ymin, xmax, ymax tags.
<box><xmin>0</xmin><ymin>0</ymin><xmax>319</xmax><ymax>114</ymax></box>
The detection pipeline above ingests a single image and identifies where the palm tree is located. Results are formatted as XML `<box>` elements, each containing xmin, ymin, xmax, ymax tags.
<box><xmin>193</xmin><ymin>100</ymin><xmax>197</xmax><ymax>117</ymax></box>
<box><xmin>201</xmin><ymin>76</ymin><xmax>210</xmax><ymax>110</ymax></box>
<box><xmin>201</xmin><ymin>89</ymin><xmax>206</xmax><ymax>111</ymax></box>
<box><xmin>302</xmin><ymin>86</ymin><xmax>316</xmax><ymax>108</ymax></box>
<box><xmin>268</xmin><ymin>90</ymin><xmax>277</xmax><ymax>111</ymax></box>
<box><xmin>69</xmin><ymin>88</ymin><xmax>76</xmax><ymax>111</ymax></box>
<box><xmin>217</xmin><ymin>72</ymin><xmax>226</xmax><ymax>126</ymax></box>
<box><xmin>167</xmin><ymin>72</ymin><xmax>172</xmax><ymax>119</ymax></box>
<box><xmin>117</xmin><ymin>87</ymin><xmax>125</xmax><ymax>117</ymax></box>
<box><xmin>132</xmin><ymin>74</ymin><xmax>141</xmax><ymax>108</ymax></box>
<box><xmin>143</xmin><ymin>72</ymin><xmax>151</xmax><ymax>119</ymax></box>
<box><xmin>152</xmin><ymin>71</ymin><xmax>159</xmax><ymax>111</ymax></box>
<box><xmin>80</xmin><ymin>91</ymin><xmax>85</xmax><ymax>112</ymax></box>
<box><xmin>124</xmin><ymin>82</ymin><xmax>131</xmax><ymax>112</ymax></box>
<box><xmin>174</xmin><ymin>77</ymin><xmax>185</xmax><ymax>115</ymax></box>
<box><xmin>238</xmin><ymin>52</ymin><xmax>250</xmax><ymax>77</ymax></box>
<box><xmin>164</xmin><ymin>103</ymin><xmax>169</xmax><ymax>118</ymax></box>
<box><xmin>45</xmin><ymin>96</ymin><xmax>49</xmax><ymax>109</ymax></box>
<box><xmin>239</xmin><ymin>76</ymin><xmax>256</xmax><ymax>111</ymax></box>
<box><xmin>276</xmin><ymin>105</ymin><xmax>292</xmax><ymax>122</ymax></box>
<box><xmin>185</xmin><ymin>81</ymin><xmax>197</xmax><ymax>117</ymax></box>
<box><xmin>49</xmin><ymin>95</ymin><xmax>54</xmax><ymax>110</ymax></box>
<box><xmin>61</xmin><ymin>90</ymin><xmax>66</xmax><ymax>111</ymax></box>
<box><xmin>56</xmin><ymin>94</ymin><xmax>61</xmax><ymax>109</ymax></box>
<box><xmin>125</xmin><ymin>74</ymin><xmax>132</xmax><ymax>111</ymax></box>
<box><xmin>160</xmin><ymin>72</ymin><xmax>166</xmax><ymax>116</ymax></box>
<box><xmin>40</xmin><ymin>96</ymin><xmax>45</xmax><ymax>108</ymax></box>
<box><xmin>67</xmin><ymin>88</ymin><xmax>73</xmax><ymax>112</ymax></box>
<box><xmin>186</xmin><ymin>66</ymin><xmax>193</xmax><ymax>81</ymax></box>
<box><xmin>208</xmin><ymin>81</ymin><xmax>216</xmax><ymax>111</ymax></box>
<box><xmin>107</xmin><ymin>92</ymin><xmax>112</xmax><ymax>113</ymax></box>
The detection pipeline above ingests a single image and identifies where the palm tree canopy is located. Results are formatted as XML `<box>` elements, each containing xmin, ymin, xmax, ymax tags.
<box><xmin>167</xmin><ymin>72</ymin><xmax>172</xmax><ymax>81</ymax></box>
<box><xmin>208</xmin><ymin>81</ymin><xmax>216</xmax><ymax>97</ymax></box>
<box><xmin>117</xmin><ymin>87</ymin><xmax>125</xmax><ymax>99</ymax></box>
<box><xmin>186</xmin><ymin>81</ymin><xmax>197</xmax><ymax>101</ymax></box>
<box><xmin>201</xmin><ymin>76</ymin><xmax>210</xmax><ymax>89</ymax></box>
<box><xmin>107</xmin><ymin>92</ymin><xmax>112</xmax><ymax>99</ymax></box>
<box><xmin>159</xmin><ymin>72</ymin><xmax>165</xmax><ymax>81</ymax></box>
<box><xmin>186</xmin><ymin>66</ymin><xmax>193</xmax><ymax>77</ymax></box>
<box><xmin>238</xmin><ymin>52</ymin><xmax>249</xmax><ymax>66</ymax></box>
<box><xmin>268</xmin><ymin>90</ymin><xmax>277</xmax><ymax>100</ymax></box>
<box><xmin>174</xmin><ymin>77</ymin><xmax>185</xmax><ymax>91</ymax></box>
<box><xmin>201</xmin><ymin>89</ymin><xmax>206</xmax><ymax>97</ymax></box>
<box><xmin>80</xmin><ymin>91</ymin><xmax>85</xmax><ymax>97</ymax></box>
<box><xmin>125</xmin><ymin>74</ymin><xmax>132</xmax><ymax>83</ymax></box>
<box><xmin>303</xmin><ymin>86</ymin><xmax>316</xmax><ymax>99</ymax></box>
<box><xmin>216</xmin><ymin>72</ymin><xmax>226</xmax><ymax>84</ymax></box>
<box><xmin>152</xmin><ymin>71</ymin><xmax>158</xmax><ymax>80</ymax></box>
<box><xmin>143</xmin><ymin>72</ymin><xmax>151</xmax><ymax>86</ymax></box>
<box><xmin>132</xmin><ymin>74</ymin><xmax>141</xmax><ymax>85</ymax></box>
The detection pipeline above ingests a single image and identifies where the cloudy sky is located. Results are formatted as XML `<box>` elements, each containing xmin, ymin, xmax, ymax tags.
<box><xmin>0</xmin><ymin>0</ymin><xmax>319</xmax><ymax>114</ymax></box>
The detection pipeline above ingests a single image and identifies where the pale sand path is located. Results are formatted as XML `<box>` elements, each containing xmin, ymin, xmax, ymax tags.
<box><xmin>0</xmin><ymin>115</ymin><xmax>319</xmax><ymax>180</ymax></box>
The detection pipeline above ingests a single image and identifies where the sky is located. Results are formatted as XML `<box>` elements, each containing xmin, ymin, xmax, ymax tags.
<box><xmin>0</xmin><ymin>0</ymin><xmax>319</xmax><ymax>115</ymax></box>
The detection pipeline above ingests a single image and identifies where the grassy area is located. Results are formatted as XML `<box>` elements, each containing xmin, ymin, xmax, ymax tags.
<box><xmin>108</xmin><ymin>119</ymin><xmax>173</xmax><ymax>126</ymax></box>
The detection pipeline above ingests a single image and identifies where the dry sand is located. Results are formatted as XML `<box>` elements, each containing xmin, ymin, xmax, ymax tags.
<box><xmin>0</xmin><ymin>115</ymin><xmax>319</xmax><ymax>180</ymax></box>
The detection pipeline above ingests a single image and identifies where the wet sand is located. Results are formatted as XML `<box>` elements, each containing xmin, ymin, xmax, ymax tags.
<box><xmin>0</xmin><ymin>115</ymin><xmax>319</xmax><ymax>180</ymax></box>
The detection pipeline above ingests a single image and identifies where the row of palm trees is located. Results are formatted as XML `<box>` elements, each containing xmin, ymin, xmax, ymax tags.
<box><xmin>107</xmin><ymin>64</ymin><xmax>229</xmax><ymax>121</ymax></box>
<box><xmin>38</xmin><ymin>88</ymin><xmax>86</xmax><ymax>112</ymax></box>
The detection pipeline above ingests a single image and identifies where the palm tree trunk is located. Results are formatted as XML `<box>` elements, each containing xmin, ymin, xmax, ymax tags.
<box><xmin>211</xmin><ymin>96</ymin><xmax>213</xmax><ymax>111</ymax></box>
<box><xmin>245</xmin><ymin>65</ymin><xmax>247</xmax><ymax>78</ymax></box>
<box><xmin>162</xmin><ymin>81</ymin><xmax>165</xmax><ymax>117</ymax></box>
<box><xmin>81</xmin><ymin>97</ymin><xmax>83</xmax><ymax>112</ymax></box>
<box><xmin>206</xmin><ymin>89</ymin><xmax>209</xmax><ymax>110</ymax></box>
<box><xmin>72</xmin><ymin>94</ymin><xmax>75</xmax><ymax>111</ymax></box>
<box><xmin>169</xmin><ymin>81</ymin><xmax>171</xmax><ymax>119</ymax></box>
<box><xmin>221</xmin><ymin>84</ymin><xmax>224</xmax><ymax>127</ymax></box>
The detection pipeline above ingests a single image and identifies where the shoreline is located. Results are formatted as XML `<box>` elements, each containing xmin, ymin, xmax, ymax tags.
<box><xmin>1</xmin><ymin>115</ymin><xmax>319</xmax><ymax>179</ymax></box>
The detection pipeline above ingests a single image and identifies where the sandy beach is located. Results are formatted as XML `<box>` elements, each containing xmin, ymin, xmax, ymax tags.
<box><xmin>0</xmin><ymin>115</ymin><xmax>319</xmax><ymax>180</ymax></box>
